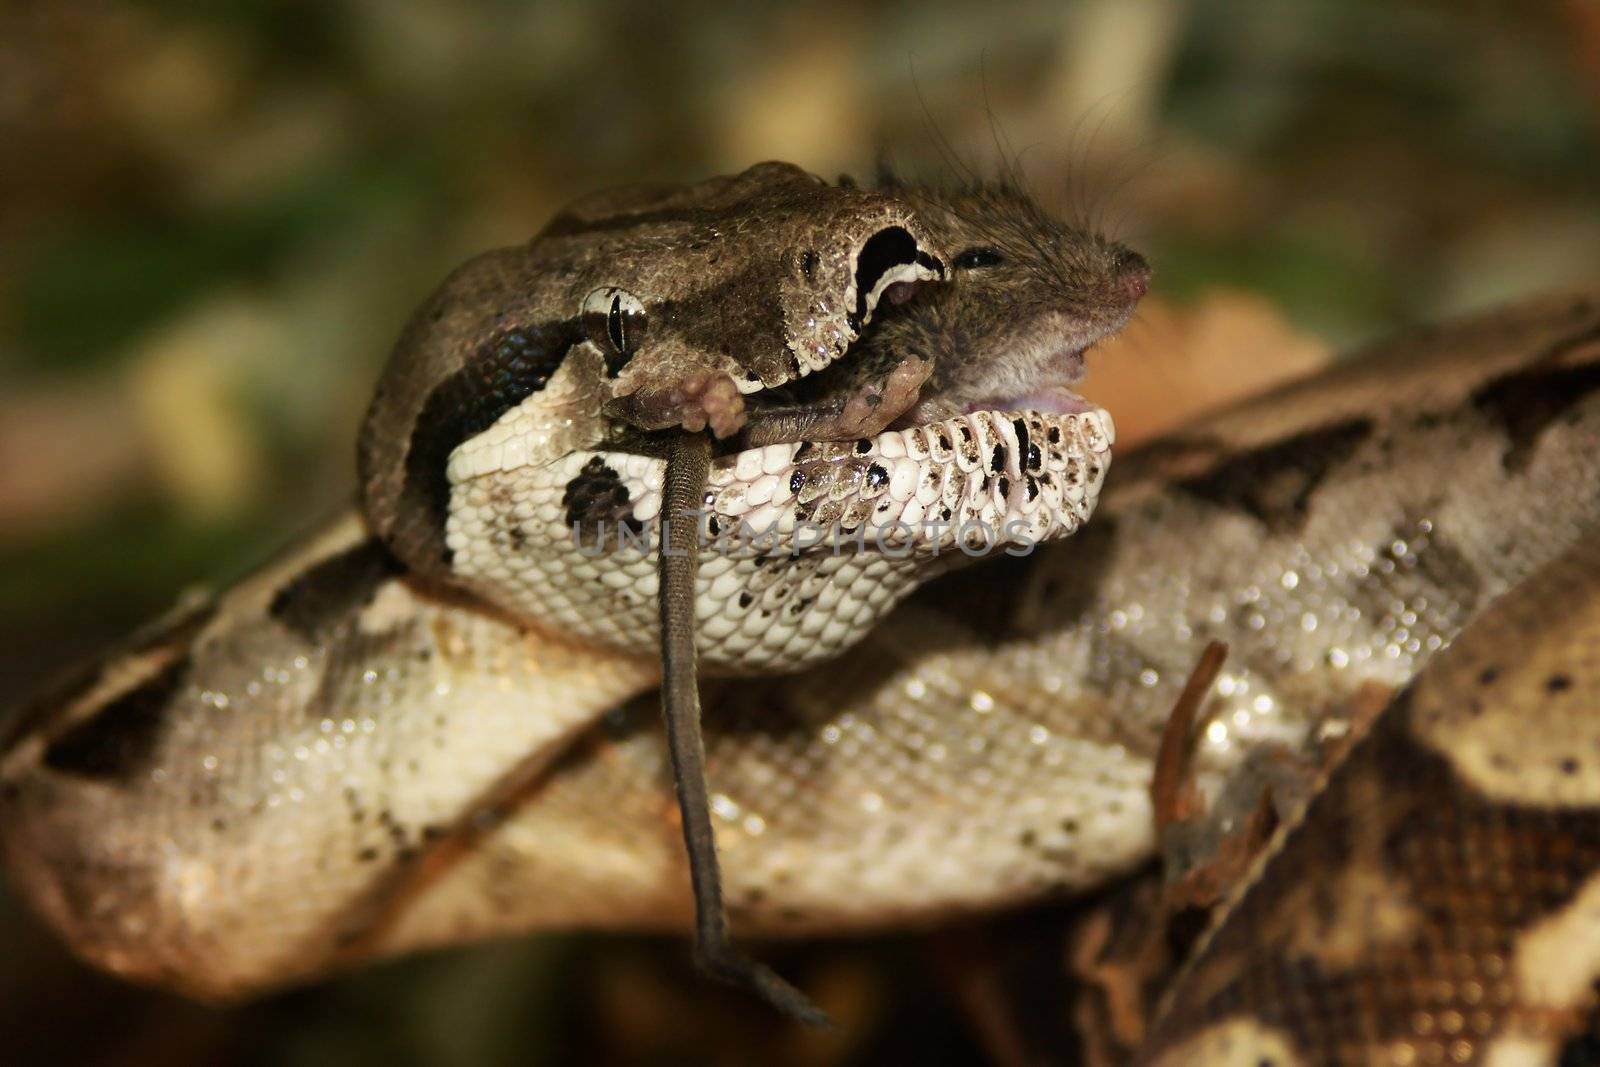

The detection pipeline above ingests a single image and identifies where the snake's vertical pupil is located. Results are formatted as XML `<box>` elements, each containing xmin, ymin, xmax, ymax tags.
<box><xmin>608</xmin><ymin>293</ymin><xmax>627</xmax><ymax>353</ymax></box>
<box><xmin>581</xmin><ymin>286</ymin><xmax>644</xmax><ymax>376</ymax></box>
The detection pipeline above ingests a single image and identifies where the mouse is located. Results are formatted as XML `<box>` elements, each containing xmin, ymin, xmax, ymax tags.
<box><xmin>737</xmin><ymin>178</ymin><xmax>1149</xmax><ymax>447</ymax></box>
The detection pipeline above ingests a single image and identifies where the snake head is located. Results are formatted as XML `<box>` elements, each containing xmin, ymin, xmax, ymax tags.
<box><xmin>545</xmin><ymin>161</ymin><xmax>949</xmax><ymax>436</ymax></box>
<box><xmin>359</xmin><ymin>162</ymin><xmax>949</xmax><ymax>577</ymax></box>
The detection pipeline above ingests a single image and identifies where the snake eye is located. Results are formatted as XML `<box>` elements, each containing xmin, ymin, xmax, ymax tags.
<box><xmin>581</xmin><ymin>287</ymin><xmax>647</xmax><ymax>376</ymax></box>
<box><xmin>953</xmin><ymin>247</ymin><xmax>1005</xmax><ymax>270</ymax></box>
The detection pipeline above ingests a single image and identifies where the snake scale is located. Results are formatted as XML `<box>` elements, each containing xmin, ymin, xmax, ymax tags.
<box><xmin>3</xmin><ymin>162</ymin><xmax>1600</xmax><ymax>1064</ymax></box>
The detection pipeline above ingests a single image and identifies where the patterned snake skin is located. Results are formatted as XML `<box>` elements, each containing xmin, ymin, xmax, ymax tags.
<box><xmin>1</xmin><ymin>182</ymin><xmax>1599</xmax><ymax>1063</ymax></box>
<box><xmin>1141</xmin><ymin>531</ymin><xmax>1600</xmax><ymax>1066</ymax></box>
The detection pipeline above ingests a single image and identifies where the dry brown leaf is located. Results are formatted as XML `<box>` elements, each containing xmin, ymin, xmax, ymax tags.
<box><xmin>1080</xmin><ymin>290</ymin><xmax>1331</xmax><ymax>448</ymax></box>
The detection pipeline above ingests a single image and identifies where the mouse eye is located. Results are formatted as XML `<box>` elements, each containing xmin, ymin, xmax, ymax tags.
<box><xmin>953</xmin><ymin>247</ymin><xmax>1005</xmax><ymax>270</ymax></box>
<box><xmin>581</xmin><ymin>287</ymin><xmax>647</xmax><ymax>376</ymax></box>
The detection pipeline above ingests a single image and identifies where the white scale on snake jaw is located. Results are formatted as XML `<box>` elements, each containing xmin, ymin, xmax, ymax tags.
<box><xmin>442</xmin><ymin>405</ymin><xmax>1114</xmax><ymax>670</ymax></box>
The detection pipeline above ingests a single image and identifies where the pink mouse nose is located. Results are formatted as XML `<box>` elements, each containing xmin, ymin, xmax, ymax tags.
<box><xmin>1117</xmin><ymin>250</ymin><xmax>1151</xmax><ymax>302</ymax></box>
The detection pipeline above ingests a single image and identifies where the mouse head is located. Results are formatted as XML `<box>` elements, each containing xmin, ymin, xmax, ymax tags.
<box><xmin>867</xmin><ymin>180</ymin><xmax>1150</xmax><ymax>425</ymax></box>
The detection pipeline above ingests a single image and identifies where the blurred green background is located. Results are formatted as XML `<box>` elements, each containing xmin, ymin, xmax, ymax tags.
<box><xmin>2</xmin><ymin>1</ymin><xmax>1598</xmax><ymax>1063</ymax></box>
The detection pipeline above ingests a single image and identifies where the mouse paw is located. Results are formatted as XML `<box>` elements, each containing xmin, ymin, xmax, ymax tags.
<box><xmin>678</xmin><ymin>372</ymin><xmax>746</xmax><ymax>438</ymax></box>
<box><xmin>834</xmin><ymin>356</ymin><xmax>932</xmax><ymax>438</ymax></box>
<box><xmin>608</xmin><ymin>372</ymin><xmax>747</xmax><ymax>437</ymax></box>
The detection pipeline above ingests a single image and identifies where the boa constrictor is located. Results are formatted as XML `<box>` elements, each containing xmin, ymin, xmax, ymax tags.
<box><xmin>1</xmin><ymin>161</ymin><xmax>1146</xmax><ymax>1021</ymax></box>
<box><xmin>3</xmin><ymin>161</ymin><xmax>1600</xmax><ymax>1063</ymax></box>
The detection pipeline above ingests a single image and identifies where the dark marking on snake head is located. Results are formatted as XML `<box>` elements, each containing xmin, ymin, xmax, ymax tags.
<box><xmin>42</xmin><ymin>657</ymin><xmax>189</xmax><ymax>780</ymax></box>
<box><xmin>866</xmin><ymin>463</ymin><xmax>889</xmax><ymax>489</ymax></box>
<box><xmin>1176</xmin><ymin>419</ymin><xmax>1375</xmax><ymax>534</ymax></box>
<box><xmin>404</xmin><ymin>318</ymin><xmax>585</xmax><ymax>565</ymax></box>
<box><xmin>562</xmin><ymin>456</ymin><xmax>643</xmax><ymax>538</ymax></box>
<box><xmin>1470</xmin><ymin>343</ymin><xmax>1600</xmax><ymax>472</ymax></box>
<box><xmin>269</xmin><ymin>540</ymin><xmax>404</xmax><ymax>643</ymax></box>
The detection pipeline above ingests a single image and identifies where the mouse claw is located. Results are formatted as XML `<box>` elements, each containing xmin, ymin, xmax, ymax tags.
<box><xmin>607</xmin><ymin>372</ymin><xmax>748</xmax><ymax>438</ymax></box>
<box><xmin>680</xmin><ymin>372</ymin><xmax>746</xmax><ymax>438</ymax></box>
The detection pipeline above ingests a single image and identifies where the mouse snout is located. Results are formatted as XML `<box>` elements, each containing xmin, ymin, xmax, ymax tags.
<box><xmin>1115</xmin><ymin>249</ymin><xmax>1151</xmax><ymax>302</ymax></box>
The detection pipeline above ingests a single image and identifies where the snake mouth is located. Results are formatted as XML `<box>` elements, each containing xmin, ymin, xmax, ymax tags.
<box><xmin>620</xmin><ymin>402</ymin><xmax>1115</xmax><ymax>559</ymax></box>
<box><xmin>683</xmin><ymin>309</ymin><xmax>1121</xmax><ymax>557</ymax></box>
<box><xmin>953</xmin><ymin>348</ymin><xmax>1097</xmax><ymax>419</ymax></box>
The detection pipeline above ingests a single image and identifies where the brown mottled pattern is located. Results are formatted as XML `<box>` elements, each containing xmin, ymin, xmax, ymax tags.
<box><xmin>1142</xmin><ymin>535</ymin><xmax>1600</xmax><ymax>1066</ymax></box>
<box><xmin>2</xmin><ymin>292</ymin><xmax>1599</xmax><ymax>1017</ymax></box>
<box><xmin>0</xmin><ymin>595</ymin><xmax>215</xmax><ymax>758</ymax></box>
<box><xmin>1173</xmin><ymin>418</ymin><xmax>1375</xmax><ymax>534</ymax></box>
<box><xmin>1469</xmin><ymin>321</ymin><xmax>1600</xmax><ymax>472</ymax></box>
<box><xmin>40</xmin><ymin>657</ymin><xmax>189</xmax><ymax>781</ymax></box>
